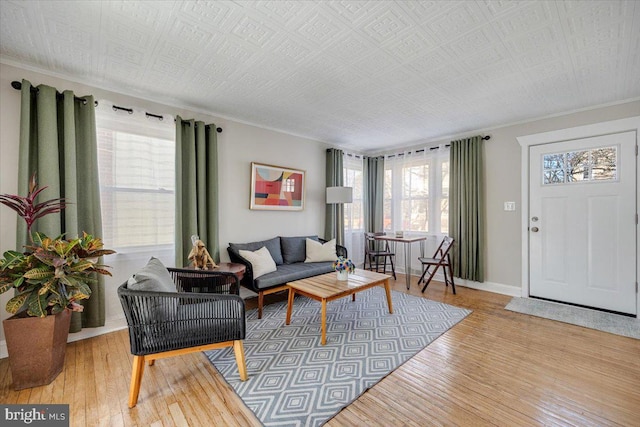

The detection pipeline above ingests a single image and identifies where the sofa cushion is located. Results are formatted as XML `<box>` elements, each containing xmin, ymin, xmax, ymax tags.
<box><xmin>229</xmin><ymin>237</ymin><xmax>283</xmax><ymax>265</ymax></box>
<box><xmin>305</xmin><ymin>238</ymin><xmax>337</xmax><ymax>263</ymax></box>
<box><xmin>280</xmin><ymin>235</ymin><xmax>319</xmax><ymax>264</ymax></box>
<box><xmin>239</xmin><ymin>246</ymin><xmax>277</xmax><ymax>279</ymax></box>
<box><xmin>254</xmin><ymin>262</ymin><xmax>335</xmax><ymax>289</ymax></box>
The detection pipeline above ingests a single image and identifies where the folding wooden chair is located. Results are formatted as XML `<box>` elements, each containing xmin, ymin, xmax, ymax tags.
<box><xmin>417</xmin><ymin>236</ymin><xmax>455</xmax><ymax>294</ymax></box>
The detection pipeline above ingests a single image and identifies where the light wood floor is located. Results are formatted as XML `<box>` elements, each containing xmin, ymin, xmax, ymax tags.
<box><xmin>1</xmin><ymin>275</ymin><xmax>639</xmax><ymax>426</ymax></box>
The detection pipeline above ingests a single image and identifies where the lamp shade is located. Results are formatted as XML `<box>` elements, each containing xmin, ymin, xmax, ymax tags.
<box><xmin>326</xmin><ymin>186</ymin><xmax>353</xmax><ymax>204</ymax></box>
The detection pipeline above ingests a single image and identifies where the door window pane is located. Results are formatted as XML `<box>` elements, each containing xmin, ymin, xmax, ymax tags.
<box><xmin>591</xmin><ymin>147</ymin><xmax>617</xmax><ymax>180</ymax></box>
<box><xmin>544</xmin><ymin>170</ymin><xmax>564</xmax><ymax>184</ymax></box>
<box><xmin>566</xmin><ymin>150</ymin><xmax>589</xmax><ymax>182</ymax></box>
<box><xmin>542</xmin><ymin>146</ymin><xmax>617</xmax><ymax>185</ymax></box>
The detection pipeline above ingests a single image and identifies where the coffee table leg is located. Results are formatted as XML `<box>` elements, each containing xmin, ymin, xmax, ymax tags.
<box><xmin>285</xmin><ymin>287</ymin><xmax>295</xmax><ymax>325</ymax></box>
<box><xmin>384</xmin><ymin>280</ymin><xmax>394</xmax><ymax>314</ymax></box>
<box><xmin>321</xmin><ymin>299</ymin><xmax>327</xmax><ymax>345</ymax></box>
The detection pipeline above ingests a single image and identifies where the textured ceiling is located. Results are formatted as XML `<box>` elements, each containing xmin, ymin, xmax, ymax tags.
<box><xmin>1</xmin><ymin>1</ymin><xmax>639</xmax><ymax>153</ymax></box>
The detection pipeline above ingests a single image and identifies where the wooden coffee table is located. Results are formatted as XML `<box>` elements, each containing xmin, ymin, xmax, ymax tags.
<box><xmin>285</xmin><ymin>270</ymin><xmax>393</xmax><ymax>345</ymax></box>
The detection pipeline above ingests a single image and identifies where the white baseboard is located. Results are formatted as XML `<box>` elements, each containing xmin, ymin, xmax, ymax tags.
<box><xmin>0</xmin><ymin>316</ymin><xmax>128</xmax><ymax>359</ymax></box>
<box><xmin>404</xmin><ymin>267</ymin><xmax>522</xmax><ymax>298</ymax></box>
<box><xmin>454</xmin><ymin>279</ymin><xmax>522</xmax><ymax>297</ymax></box>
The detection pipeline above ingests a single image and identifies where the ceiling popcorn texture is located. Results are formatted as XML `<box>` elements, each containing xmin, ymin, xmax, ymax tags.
<box><xmin>1</xmin><ymin>0</ymin><xmax>638</xmax><ymax>152</ymax></box>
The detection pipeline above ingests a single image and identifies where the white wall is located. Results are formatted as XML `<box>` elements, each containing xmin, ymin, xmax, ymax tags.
<box><xmin>0</xmin><ymin>63</ymin><xmax>330</xmax><ymax>353</ymax></box>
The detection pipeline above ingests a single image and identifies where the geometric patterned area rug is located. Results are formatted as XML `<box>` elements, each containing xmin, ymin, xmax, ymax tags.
<box><xmin>506</xmin><ymin>297</ymin><xmax>640</xmax><ymax>340</ymax></box>
<box><xmin>205</xmin><ymin>287</ymin><xmax>471</xmax><ymax>427</ymax></box>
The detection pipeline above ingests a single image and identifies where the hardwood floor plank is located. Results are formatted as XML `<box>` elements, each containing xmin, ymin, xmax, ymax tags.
<box><xmin>91</xmin><ymin>334</ymin><xmax>111</xmax><ymax>422</ymax></box>
<box><xmin>70</xmin><ymin>341</ymin><xmax>87</xmax><ymax>427</ymax></box>
<box><xmin>168</xmin><ymin>401</ymin><xmax>190</xmax><ymax>427</ymax></box>
<box><xmin>0</xmin><ymin>275</ymin><xmax>638</xmax><ymax>426</ymax></box>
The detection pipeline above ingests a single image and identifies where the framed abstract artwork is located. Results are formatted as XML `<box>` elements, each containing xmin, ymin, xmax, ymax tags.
<box><xmin>250</xmin><ymin>162</ymin><xmax>305</xmax><ymax>211</ymax></box>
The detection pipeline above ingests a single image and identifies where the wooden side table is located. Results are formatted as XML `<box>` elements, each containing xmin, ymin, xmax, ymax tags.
<box><xmin>210</xmin><ymin>262</ymin><xmax>246</xmax><ymax>282</ymax></box>
<box><xmin>182</xmin><ymin>262</ymin><xmax>246</xmax><ymax>295</ymax></box>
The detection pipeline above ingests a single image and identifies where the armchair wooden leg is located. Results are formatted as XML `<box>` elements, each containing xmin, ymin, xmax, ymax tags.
<box><xmin>233</xmin><ymin>340</ymin><xmax>248</xmax><ymax>381</ymax></box>
<box><xmin>128</xmin><ymin>355</ymin><xmax>145</xmax><ymax>408</ymax></box>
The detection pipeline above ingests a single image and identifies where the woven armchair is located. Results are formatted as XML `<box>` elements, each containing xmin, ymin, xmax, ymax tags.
<box><xmin>168</xmin><ymin>267</ymin><xmax>240</xmax><ymax>295</ymax></box>
<box><xmin>118</xmin><ymin>267</ymin><xmax>247</xmax><ymax>408</ymax></box>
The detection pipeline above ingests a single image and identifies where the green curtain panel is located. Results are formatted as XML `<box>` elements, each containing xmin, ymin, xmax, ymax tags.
<box><xmin>449</xmin><ymin>135</ymin><xmax>485</xmax><ymax>282</ymax></box>
<box><xmin>18</xmin><ymin>79</ymin><xmax>104</xmax><ymax>332</ymax></box>
<box><xmin>325</xmin><ymin>148</ymin><xmax>344</xmax><ymax>245</ymax></box>
<box><xmin>363</xmin><ymin>156</ymin><xmax>385</xmax><ymax>233</ymax></box>
<box><xmin>175</xmin><ymin>116</ymin><xmax>219</xmax><ymax>267</ymax></box>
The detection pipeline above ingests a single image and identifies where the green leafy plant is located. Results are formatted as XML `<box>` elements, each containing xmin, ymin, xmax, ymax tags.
<box><xmin>0</xmin><ymin>175</ymin><xmax>115</xmax><ymax>317</ymax></box>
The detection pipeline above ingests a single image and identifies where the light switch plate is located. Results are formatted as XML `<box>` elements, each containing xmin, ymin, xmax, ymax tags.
<box><xmin>504</xmin><ymin>201</ymin><xmax>516</xmax><ymax>211</ymax></box>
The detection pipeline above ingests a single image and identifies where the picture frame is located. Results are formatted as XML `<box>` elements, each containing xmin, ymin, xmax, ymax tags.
<box><xmin>250</xmin><ymin>162</ymin><xmax>305</xmax><ymax>211</ymax></box>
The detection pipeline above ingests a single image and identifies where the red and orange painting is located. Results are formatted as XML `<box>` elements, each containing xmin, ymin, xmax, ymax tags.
<box><xmin>250</xmin><ymin>162</ymin><xmax>305</xmax><ymax>210</ymax></box>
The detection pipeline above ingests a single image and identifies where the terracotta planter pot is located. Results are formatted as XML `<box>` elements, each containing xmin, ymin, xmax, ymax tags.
<box><xmin>3</xmin><ymin>309</ymin><xmax>72</xmax><ymax>390</ymax></box>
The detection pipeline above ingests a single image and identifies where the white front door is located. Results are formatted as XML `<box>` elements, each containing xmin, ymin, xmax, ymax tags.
<box><xmin>529</xmin><ymin>131</ymin><xmax>637</xmax><ymax>315</ymax></box>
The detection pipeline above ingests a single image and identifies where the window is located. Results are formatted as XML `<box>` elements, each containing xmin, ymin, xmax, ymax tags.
<box><xmin>542</xmin><ymin>146</ymin><xmax>617</xmax><ymax>185</ymax></box>
<box><xmin>344</xmin><ymin>155</ymin><xmax>364</xmax><ymax>232</ymax></box>
<box><xmin>343</xmin><ymin>154</ymin><xmax>364</xmax><ymax>266</ymax></box>
<box><xmin>384</xmin><ymin>146</ymin><xmax>449</xmax><ymax>234</ymax></box>
<box><xmin>96</xmin><ymin>103</ymin><xmax>175</xmax><ymax>250</ymax></box>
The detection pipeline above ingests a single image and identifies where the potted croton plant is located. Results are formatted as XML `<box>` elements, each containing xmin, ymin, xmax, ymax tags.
<box><xmin>0</xmin><ymin>175</ymin><xmax>115</xmax><ymax>390</ymax></box>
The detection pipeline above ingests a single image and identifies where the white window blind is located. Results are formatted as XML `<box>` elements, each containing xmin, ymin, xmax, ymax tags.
<box><xmin>96</xmin><ymin>102</ymin><xmax>175</xmax><ymax>251</ymax></box>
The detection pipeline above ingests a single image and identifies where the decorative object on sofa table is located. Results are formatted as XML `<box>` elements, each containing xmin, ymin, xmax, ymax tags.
<box><xmin>0</xmin><ymin>174</ymin><xmax>115</xmax><ymax>390</ymax></box>
<box><xmin>332</xmin><ymin>256</ymin><xmax>355</xmax><ymax>281</ymax></box>
<box><xmin>250</xmin><ymin>162</ymin><xmax>305</xmax><ymax>211</ymax></box>
<box><xmin>187</xmin><ymin>234</ymin><xmax>217</xmax><ymax>269</ymax></box>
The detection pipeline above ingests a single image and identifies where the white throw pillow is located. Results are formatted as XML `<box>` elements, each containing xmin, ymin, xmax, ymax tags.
<box><xmin>305</xmin><ymin>238</ymin><xmax>337</xmax><ymax>263</ymax></box>
<box><xmin>239</xmin><ymin>246</ymin><xmax>277</xmax><ymax>279</ymax></box>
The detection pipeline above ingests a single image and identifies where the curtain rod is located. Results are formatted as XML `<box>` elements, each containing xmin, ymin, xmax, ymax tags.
<box><xmin>175</xmin><ymin>119</ymin><xmax>223</xmax><ymax>133</ymax></box>
<box><xmin>112</xmin><ymin>104</ymin><xmax>223</xmax><ymax>132</ymax></box>
<box><xmin>335</xmin><ymin>135</ymin><xmax>491</xmax><ymax>159</ymax></box>
<box><xmin>12</xmin><ymin>80</ymin><xmax>98</xmax><ymax>107</ymax></box>
<box><xmin>386</xmin><ymin>135</ymin><xmax>490</xmax><ymax>158</ymax></box>
<box><xmin>11</xmin><ymin>81</ymin><xmax>222</xmax><ymax>133</ymax></box>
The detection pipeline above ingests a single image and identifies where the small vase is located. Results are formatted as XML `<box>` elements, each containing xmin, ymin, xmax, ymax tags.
<box><xmin>336</xmin><ymin>270</ymin><xmax>349</xmax><ymax>281</ymax></box>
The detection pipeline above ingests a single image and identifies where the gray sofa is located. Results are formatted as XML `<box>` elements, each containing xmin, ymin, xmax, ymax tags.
<box><xmin>227</xmin><ymin>235</ymin><xmax>347</xmax><ymax>318</ymax></box>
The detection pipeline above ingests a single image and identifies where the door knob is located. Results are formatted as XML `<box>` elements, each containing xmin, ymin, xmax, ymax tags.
<box><xmin>531</xmin><ymin>227</ymin><xmax>539</xmax><ymax>232</ymax></box>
